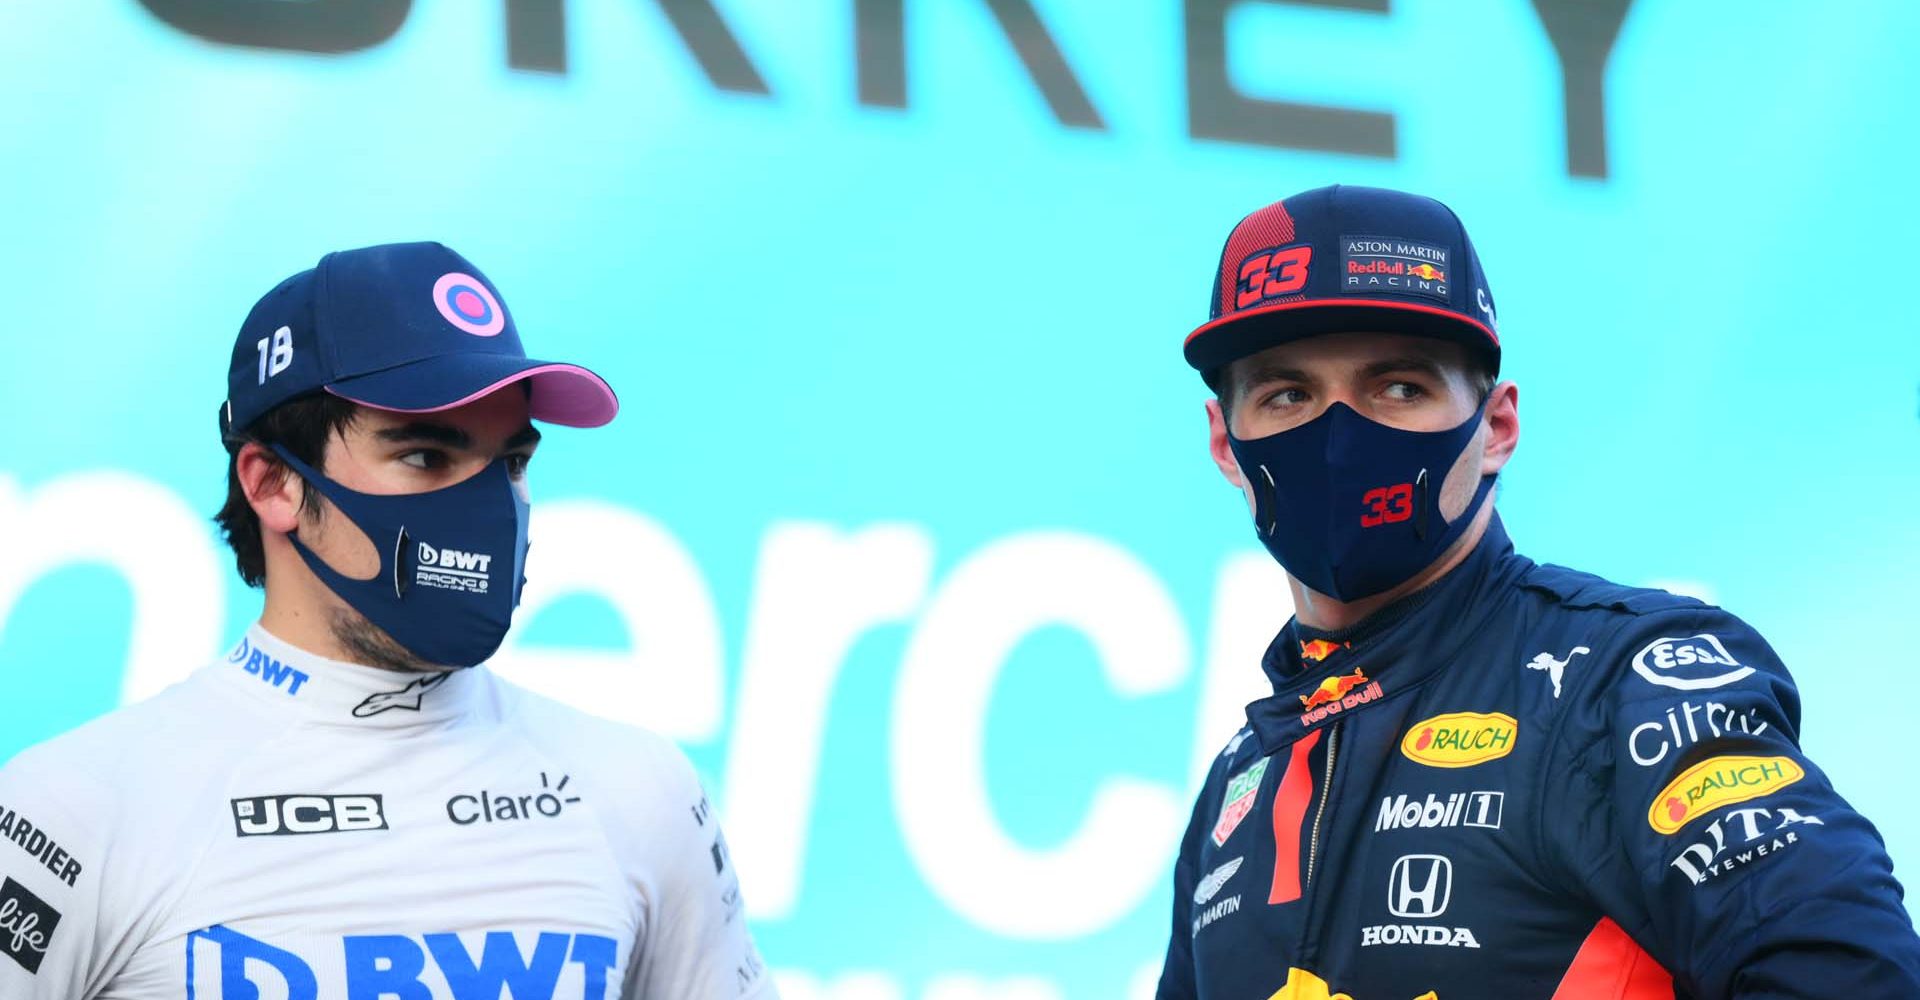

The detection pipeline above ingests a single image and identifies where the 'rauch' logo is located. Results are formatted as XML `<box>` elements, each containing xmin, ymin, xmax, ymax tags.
<box><xmin>1400</xmin><ymin>712</ymin><xmax>1518</xmax><ymax>768</ymax></box>
<box><xmin>1647</xmin><ymin>754</ymin><xmax>1804</xmax><ymax>835</ymax></box>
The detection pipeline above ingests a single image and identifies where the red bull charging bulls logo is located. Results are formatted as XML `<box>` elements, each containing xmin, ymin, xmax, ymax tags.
<box><xmin>1298</xmin><ymin>669</ymin><xmax>1384</xmax><ymax>726</ymax></box>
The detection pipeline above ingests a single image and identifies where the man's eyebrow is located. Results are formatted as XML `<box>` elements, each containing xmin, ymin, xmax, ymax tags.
<box><xmin>1237</xmin><ymin>363</ymin><xmax>1312</xmax><ymax>390</ymax></box>
<box><xmin>373</xmin><ymin>422</ymin><xmax>472</xmax><ymax>449</ymax></box>
<box><xmin>505</xmin><ymin>425</ymin><xmax>542</xmax><ymax>450</ymax></box>
<box><xmin>1360</xmin><ymin>356</ymin><xmax>1448</xmax><ymax>380</ymax></box>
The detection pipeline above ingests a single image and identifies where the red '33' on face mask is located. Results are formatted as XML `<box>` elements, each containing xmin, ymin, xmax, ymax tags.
<box><xmin>1227</xmin><ymin>399</ymin><xmax>1494</xmax><ymax>601</ymax></box>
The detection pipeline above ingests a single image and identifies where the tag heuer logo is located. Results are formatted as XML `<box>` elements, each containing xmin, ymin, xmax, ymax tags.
<box><xmin>1210</xmin><ymin>758</ymin><xmax>1269</xmax><ymax>846</ymax></box>
<box><xmin>0</xmin><ymin>876</ymin><xmax>61</xmax><ymax>973</ymax></box>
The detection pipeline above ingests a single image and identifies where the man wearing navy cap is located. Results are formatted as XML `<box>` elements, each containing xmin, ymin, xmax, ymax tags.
<box><xmin>0</xmin><ymin>243</ymin><xmax>778</xmax><ymax>998</ymax></box>
<box><xmin>1157</xmin><ymin>187</ymin><xmax>1920</xmax><ymax>998</ymax></box>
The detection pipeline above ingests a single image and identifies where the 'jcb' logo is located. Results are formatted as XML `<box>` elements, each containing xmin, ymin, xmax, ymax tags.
<box><xmin>1235</xmin><ymin>245</ymin><xmax>1312</xmax><ymax>309</ymax></box>
<box><xmin>232</xmin><ymin>795</ymin><xmax>388</xmax><ymax>837</ymax></box>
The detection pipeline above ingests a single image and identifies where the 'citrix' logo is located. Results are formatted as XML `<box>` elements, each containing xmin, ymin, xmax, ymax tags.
<box><xmin>185</xmin><ymin>925</ymin><xmax>619</xmax><ymax>998</ymax></box>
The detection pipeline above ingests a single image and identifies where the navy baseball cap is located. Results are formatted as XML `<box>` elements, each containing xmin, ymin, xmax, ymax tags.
<box><xmin>1184</xmin><ymin>185</ymin><xmax>1501</xmax><ymax>381</ymax></box>
<box><xmin>221</xmin><ymin>241</ymin><xmax>617</xmax><ymax>440</ymax></box>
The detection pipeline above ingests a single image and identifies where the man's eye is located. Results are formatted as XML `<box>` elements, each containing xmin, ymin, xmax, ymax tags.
<box><xmin>1261</xmin><ymin>388</ymin><xmax>1307</xmax><ymax>408</ymax></box>
<box><xmin>505</xmin><ymin>454</ymin><xmax>532</xmax><ymax>478</ymax></box>
<box><xmin>398</xmin><ymin>450</ymin><xmax>446</xmax><ymax>470</ymax></box>
<box><xmin>1383</xmin><ymin>381</ymin><xmax>1427</xmax><ymax>401</ymax></box>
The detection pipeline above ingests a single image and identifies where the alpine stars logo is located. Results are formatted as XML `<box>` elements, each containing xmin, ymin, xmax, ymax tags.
<box><xmin>1361</xmin><ymin>855</ymin><xmax>1481</xmax><ymax>949</ymax></box>
<box><xmin>415</xmin><ymin>541</ymin><xmax>493</xmax><ymax>595</ymax></box>
<box><xmin>1190</xmin><ymin>857</ymin><xmax>1244</xmax><ymax>937</ymax></box>
<box><xmin>352</xmin><ymin>672</ymin><xmax>452</xmax><ymax>718</ymax></box>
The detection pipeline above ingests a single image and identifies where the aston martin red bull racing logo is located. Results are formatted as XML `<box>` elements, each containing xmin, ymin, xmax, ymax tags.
<box><xmin>1340</xmin><ymin>236</ymin><xmax>1450</xmax><ymax>302</ymax></box>
<box><xmin>1298</xmin><ymin>669</ymin><xmax>1384</xmax><ymax>726</ymax></box>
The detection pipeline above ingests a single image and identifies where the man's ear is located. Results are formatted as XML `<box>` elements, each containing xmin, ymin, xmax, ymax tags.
<box><xmin>1480</xmin><ymin>381</ymin><xmax>1519</xmax><ymax>476</ymax></box>
<box><xmin>1207</xmin><ymin>398</ymin><xmax>1248</xmax><ymax>489</ymax></box>
<box><xmin>236</xmin><ymin>442</ymin><xmax>305</xmax><ymax>535</ymax></box>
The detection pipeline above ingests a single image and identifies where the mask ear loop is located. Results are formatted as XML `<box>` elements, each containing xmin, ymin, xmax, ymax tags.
<box><xmin>1413</xmin><ymin>468</ymin><xmax>1430</xmax><ymax>541</ymax></box>
<box><xmin>393</xmin><ymin>527</ymin><xmax>412</xmax><ymax>599</ymax></box>
<box><xmin>1256</xmin><ymin>465</ymin><xmax>1279</xmax><ymax>536</ymax></box>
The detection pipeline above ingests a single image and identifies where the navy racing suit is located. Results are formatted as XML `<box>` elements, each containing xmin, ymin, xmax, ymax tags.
<box><xmin>1157</xmin><ymin>516</ymin><xmax>1920</xmax><ymax>999</ymax></box>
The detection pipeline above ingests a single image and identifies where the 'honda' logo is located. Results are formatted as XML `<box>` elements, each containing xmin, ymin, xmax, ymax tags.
<box><xmin>1388</xmin><ymin>854</ymin><xmax>1452</xmax><ymax>918</ymax></box>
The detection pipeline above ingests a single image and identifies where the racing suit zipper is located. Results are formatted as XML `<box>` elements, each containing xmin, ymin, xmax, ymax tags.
<box><xmin>1304</xmin><ymin>722</ymin><xmax>1340</xmax><ymax>887</ymax></box>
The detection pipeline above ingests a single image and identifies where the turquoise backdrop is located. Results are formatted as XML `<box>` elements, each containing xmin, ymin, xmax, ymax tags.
<box><xmin>2</xmin><ymin>3</ymin><xmax>1916</xmax><ymax>997</ymax></box>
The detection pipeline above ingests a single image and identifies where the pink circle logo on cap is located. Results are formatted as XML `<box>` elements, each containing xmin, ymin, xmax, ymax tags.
<box><xmin>432</xmin><ymin>272</ymin><xmax>505</xmax><ymax>337</ymax></box>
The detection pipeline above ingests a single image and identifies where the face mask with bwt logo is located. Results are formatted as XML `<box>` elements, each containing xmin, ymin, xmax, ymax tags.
<box><xmin>271</xmin><ymin>445</ymin><xmax>529</xmax><ymax>668</ymax></box>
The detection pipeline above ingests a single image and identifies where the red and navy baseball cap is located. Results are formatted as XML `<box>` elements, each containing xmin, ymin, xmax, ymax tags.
<box><xmin>1184</xmin><ymin>185</ymin><xmax>1501</xmax><ymax>382</ymax></box>
<box><xmin>220</xmin><ymin>241</ymin><xmax>617</xmax><ymax>440</ymax></box>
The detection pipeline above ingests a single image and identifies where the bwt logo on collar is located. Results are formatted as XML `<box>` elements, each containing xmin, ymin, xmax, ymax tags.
<box><xmin>227</xmin><ymin>637</ymin><xmax>310</xmax><ymax>697</ymax></box>
<box><xmin>414</xmin><ymin>542</ymin><xmax>493</xmax><ymax>595</ymax></box>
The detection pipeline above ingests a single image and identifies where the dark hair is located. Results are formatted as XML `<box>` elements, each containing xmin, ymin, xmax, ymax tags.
<box><xmin>214</xmin><ymin>394</ymin><xmax>361</xmax><ymax>587</ymax></box>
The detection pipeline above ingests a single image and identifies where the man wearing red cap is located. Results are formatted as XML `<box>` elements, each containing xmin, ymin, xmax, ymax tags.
<box><xmin>0</xmin><ymin>243</ymin><xmax>776</xmax><ymax>998</ymax></box>
<box><xmin>1157</xmin><ymin>187</ymin><xmax>1920</xmax><ymax>998</ymax></box>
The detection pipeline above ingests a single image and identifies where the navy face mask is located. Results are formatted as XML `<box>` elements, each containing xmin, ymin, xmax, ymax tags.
<box><xmin>270</xmin><ymin>445</ymin><xmax>529</xmax><ymax>668</ymax></box>
<box><xmin>1227</xmin><ymin>400</ymin><xmax>1494</xmax><ymax>602</ymax></box>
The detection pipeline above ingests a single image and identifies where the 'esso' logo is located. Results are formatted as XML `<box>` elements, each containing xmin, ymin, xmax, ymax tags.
<box><xmin>1631</xmin><ymin>634</ymin><xmax>1753</xmax><ymax>691</ymax></box>
<box><xmin>417</xmin><ymin>542</ymin><xmax>440</xmax><ymax>567</ymax></box>
<box><xmin>431</xmin><ymin>272</ymin><xmax>506</xmax><ymax>337</ymax></box>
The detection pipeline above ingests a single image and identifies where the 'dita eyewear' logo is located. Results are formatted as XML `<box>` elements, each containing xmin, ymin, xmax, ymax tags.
<box><xmin>431</xmin><ymin>272</ymin><xmax>505</xmax><ymax>337</ymax></box>
<box><xmin>1647</xmin><ymin>755</ymin><xmax>1804</xmax><ymax>835</ymax></box>
<box><xmin>1400</xmin><ymin>712</ymin><xmax>1518</xmax><ymax>768</ymax></box>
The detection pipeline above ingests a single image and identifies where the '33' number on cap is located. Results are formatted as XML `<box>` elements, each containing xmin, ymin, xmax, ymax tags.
<box><xmin>257</xmin><ymin>325</ymin><xmax>294</xmax><ymax>384</ymax></box>
<box><xmin>1236</xmin><ymin>246</ymin><xmax>1312</xmax><ymax>309</ymax></box>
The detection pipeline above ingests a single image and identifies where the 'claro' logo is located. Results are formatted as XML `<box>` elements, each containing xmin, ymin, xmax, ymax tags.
<box><xmin>1647</xmin><ymin>754</ymin><xmax>1804</xmax><ymax>835</ymax></box>
<box><xmin>1400</xmin><ymin>712</ymin><xmax>1518</xmax><ymax>769</ymax></box>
